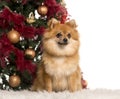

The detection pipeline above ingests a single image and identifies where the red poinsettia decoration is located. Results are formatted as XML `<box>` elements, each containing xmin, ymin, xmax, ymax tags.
<box><xmin>22</xmin><ymin>26</ymin><xmax>36</xmax><ymax>39</ymax></box>
<box><xmin>0</xmin><ymin>34</ymin><xmax>15</xmax><ymax>67</ymax></box>
<box><xmin>0</xmin><ymin>7</ymin><xmax>25</xmax><ymax>26</ymax></box>
<box><xmin>14</xmin><ymin>24</ymin><xmax>45</xmax><ymax>39</ymax></box>
<box><xmin>44</xmin><ymin>0</ymin><xmax>57</xmax><ymax>6</ymax></box>
<box><xmin>44</xmin><ymin>0</ymin><xmax>68</xmax><ymax>23</ymax></box>
<box><xmin>14</xmin><ymin>48</ymin><xmax>36</xmax><ymax>75</ymax></box>
<box><xmin>0</xmin><ymin>34</ymin><xmax>36</xmax><ymax>75</ymax></box>
<box><xmin>22</xmin><ymin>0</ymin><xmax>28</xmax><ymax>5</ymax></box>
<box><xmin>35</xmin><ymin>26</ymin><xmax>45</xmax><ymax>35</ymax></box>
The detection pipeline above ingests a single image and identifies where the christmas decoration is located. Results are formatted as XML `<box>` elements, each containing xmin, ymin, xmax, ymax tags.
<box><xmin>0</xmin><ymin>0</ymin><xmax>68</xmax><ymax>91</ymax></box>
<box><xmin>7</xmin><ymin>29</ymin><xmax>20</xmax><ymax>43</ymax></box>
<box><xmin>0</xmin><ymin>0</ymin><xmax>87</xmax><ymax>91</ymax></box>
<box><xmin>9</xmin><ymin>74</ymin><xmax>21</xmax><ymax>88</ymax></box>
<box><xmin>82</xmin><ymin>78</ymin><xmax>88</xmax><ymax>89</ymax></box>
<box><xmin>25</xmin><ymin>48</ymin><xmax>36</xmax><ymax>59</ymax></box>
<box><xmin>81</xmin><ymin>73</ymin><xmax>88</xmax><ymax>89</ymax></box>
<box><xmin>26</xmin><ymin>12</ymin><xmax>36</xmax><ymax>24</ymax></box>
<box><xmin>61</xmin><ymin>0</ymin><xmax>66</xmax><ymax>6</ymax></box>
<box><xmin>37</xmin><ymin>4</ymin><xmax>48</xmax><ymax>16</ymax></box>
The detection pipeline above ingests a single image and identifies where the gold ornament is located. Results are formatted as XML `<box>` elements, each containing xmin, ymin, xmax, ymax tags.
<box><xmin>26</xmin><ymin>12</ymin><xmax>36</xmax><ymax>24</ymax></box>
<box><xmin>9</xmin><ymin>74</ymin><xmax>21</xmax><ymax>88</ymax></box>
<box><xmin>7</xmin><ymin>29</ymin><xmax>20</xmax><ymax>43</ymax></box>
<box><xmin>25</xmin><ymin>48</ymin><xmax>36</xmax><ymax>58</ymax></box>
<box><xmin>37</xmin><ymin>5</ymin><xmax>48</xmax><ymax>16</ymax></box>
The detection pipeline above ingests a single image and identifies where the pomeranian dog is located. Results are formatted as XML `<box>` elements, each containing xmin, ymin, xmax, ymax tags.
<box><xmin>31</xmin><ymin>18</ymin><xmax>82</xmax><ymax>92</ymax></box>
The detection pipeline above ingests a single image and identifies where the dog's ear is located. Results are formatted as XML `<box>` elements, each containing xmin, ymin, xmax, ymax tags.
<box><xmin>47</xmin><ymin>18</ymin><xmax>60</xmax><ymax>29</ymax></box>
<box><xmin>66</xmin><ymin>19</ymin><xmax>77</xmax><ymax>28</ymax></box>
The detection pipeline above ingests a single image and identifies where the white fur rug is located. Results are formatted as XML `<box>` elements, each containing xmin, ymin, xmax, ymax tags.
<box><xmin>0</xmin><ymin>89</ymin><xmax>120</xmax><ymax>99</ymax></box>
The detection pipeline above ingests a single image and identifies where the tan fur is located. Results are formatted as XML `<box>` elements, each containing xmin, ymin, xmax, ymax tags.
<box><xmin>31</xmin><ymin>19</ymin><xmax>82</xmax><ymax>92</ymax></box>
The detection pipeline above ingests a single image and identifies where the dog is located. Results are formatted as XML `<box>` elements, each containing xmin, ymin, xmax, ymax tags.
<box><xmin>31</xmin><ymin>18</ymin><xmax>82</xmax><ymax>92</ymax></box>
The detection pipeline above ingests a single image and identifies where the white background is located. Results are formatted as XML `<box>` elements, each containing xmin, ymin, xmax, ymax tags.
<box><xmin>65</xmin><ymin>0</ymin><xmax>120</xmax><ymax>89</ymax></box>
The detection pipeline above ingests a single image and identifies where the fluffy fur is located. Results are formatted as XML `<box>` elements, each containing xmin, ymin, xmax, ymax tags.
<box><xmin>31</xmin><ymin>18</ymin><xmax>82</xmax><ymax>92</ymax></box>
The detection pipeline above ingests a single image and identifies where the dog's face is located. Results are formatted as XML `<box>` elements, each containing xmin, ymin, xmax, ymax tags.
<box><xmin>43</xmin><ymin>19</ymin><xmax>79</xmax><ymax>56</ymax></box>
<box><xmin>55</xmin><ymin>30</ymin><xmax>71</xmax><ymax>46</ymax></box>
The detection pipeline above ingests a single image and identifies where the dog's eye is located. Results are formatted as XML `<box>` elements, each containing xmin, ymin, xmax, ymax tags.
<box><xmin>67</xmin><ymin>33</ymin><xmax>71</xmax><ymax>38</ymax></box>
<box><xmin>56</xmin><ymin>33</ymin><xmax>62</xmax><ymax>38</ymax></box>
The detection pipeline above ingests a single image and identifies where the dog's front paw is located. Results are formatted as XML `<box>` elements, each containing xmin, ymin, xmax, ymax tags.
<box><xmin>68</xmin><ymin>85</ymin><xmax>78</xmax><ymax>92</ymax></box>
<box><xmin>30</xmin><ymin>86</ymin><xmax>37</xmax><ymax>91</ymax></box>
<box><xmin>45</xmin><ymin>85</ymin><xmax>52</xmax><ymax>92</ymax></box>
<box><xmin>46</xmin><ymin>88</ymin><xmax>52</xmax><ymax>93</ymax></box>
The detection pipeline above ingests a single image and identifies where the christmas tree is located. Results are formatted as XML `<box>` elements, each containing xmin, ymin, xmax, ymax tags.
<box><xmin>0</xmin><ymin>0</ymin><xmax>68</xmax><ymax>90</ymax></box>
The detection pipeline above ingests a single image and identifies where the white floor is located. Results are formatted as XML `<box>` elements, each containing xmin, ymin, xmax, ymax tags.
<box><xmin>0</xmin><ymin>89</ymin><xmax>120</xmax><ymax>99</ymax></box>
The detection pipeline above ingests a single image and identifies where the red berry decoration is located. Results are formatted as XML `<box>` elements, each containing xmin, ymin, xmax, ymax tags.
<box><xmin>81</xmin><ymin>72</ymin><xmax>88</xmax><ymax>89</ymax></box>
<box><xmin>82</xmin><ymin>78</ymin><xmax>88</xmax><ymax>89</ymax></box>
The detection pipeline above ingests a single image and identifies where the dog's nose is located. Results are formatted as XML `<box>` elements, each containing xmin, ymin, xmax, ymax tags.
<box><xmin>63</xmin><ymin>38</ymin><xmax>68</xmax><ymax>43</ymax></box>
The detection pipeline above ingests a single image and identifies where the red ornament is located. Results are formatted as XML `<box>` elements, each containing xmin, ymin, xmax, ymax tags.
<box><xmin>81</xmin><ymin>72</ymin><xmax>88</xmax><ymax>89</ymax></box>
<box><xmin>81</xmin><ymin>78</ymin><xmax>88</xmax><ymax>89</ymax></box>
